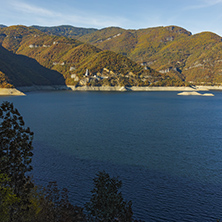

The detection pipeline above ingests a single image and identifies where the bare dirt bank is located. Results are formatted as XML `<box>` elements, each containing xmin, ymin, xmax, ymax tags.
<box><xmin>68</xmin><ymin>85</ymin><xmax>217</xmax><ymax>92</ymax></box>
<box><xmin>68</xmin><ymin>86</ymin><xmax>128</xmax><ymax>91</ymax></box>
<box><xmin>1</xmin><ymin>85</ymin><xmax>222</xmax><ymax>96</ymax></box>
<box><xmin>17</xmin><ymin>85</ymin><xmax>69</xmax><ymax>92</ymax></box>
<box><xmin>0</xmin><ymin>88</ymin><xmax>25</xmax><ymax>96</ymax></box>
<box><xmin>0</xmin><ymin>85</ymin><xmax>68</xmax><ymax>96</ymax></box>
<box><xmin>177</xmin><ymin>91</ymin><xmax>214</xmax><ymax>96</ymax></box>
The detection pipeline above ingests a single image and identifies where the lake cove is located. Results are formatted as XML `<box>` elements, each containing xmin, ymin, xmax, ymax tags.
<box><xmin>1</xmin><ymin>91</ymin><xmax>222</xmax><ymax>221</ymax></box>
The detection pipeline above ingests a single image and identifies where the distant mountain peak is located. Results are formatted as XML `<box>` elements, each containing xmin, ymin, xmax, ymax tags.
<box><xmin>165</xmin><ymin>25</ymin><xmax>192</xmax><ymax>36</ymax></box>
<box><xmin>31</xmin><ymin>25</ymin><xmax>98</xmax><ymax>38</ymax></box>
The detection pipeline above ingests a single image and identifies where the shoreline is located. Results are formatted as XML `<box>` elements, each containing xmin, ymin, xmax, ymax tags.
<box><xmin>66</xmin><ymin>85</ymin><xmax>222</xmax><ymax>92</ymax></box>
<box><xmin>0</xmin><ymin>88</ymin><xmax>25</xmax><ymax>96</ymax></box>
<box><xmin>1</xmin><ymin>85</ymin><xmax>222</xmax><ymax>96</ymax></box>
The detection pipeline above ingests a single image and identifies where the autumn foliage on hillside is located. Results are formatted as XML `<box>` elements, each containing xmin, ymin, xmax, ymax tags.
<box><xmin>2</xmin><ymin>25</ymin><xmax>221</xmax><ymax>87</ymax></box>
<box><xmin>0</xmin><ymin>26</ymin><xmax>171</xmax><ymax>87</ymax></box>
<box><xmin>77</xmin><ymin>25</ymin><xmax>222</xmax><ymax>85</ymax></box>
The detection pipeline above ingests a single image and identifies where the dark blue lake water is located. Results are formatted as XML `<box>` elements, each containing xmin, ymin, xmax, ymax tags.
<box><xmin>1</xmin><ymin>91</ymin><xmax>222</xmax><ymax>221</ymax></box>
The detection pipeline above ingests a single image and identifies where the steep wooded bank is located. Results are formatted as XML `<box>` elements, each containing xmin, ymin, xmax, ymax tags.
<box><xmin>0</xmin><ymin>26</ymin><xmax>185</xmax><ymax>88</ymax></box>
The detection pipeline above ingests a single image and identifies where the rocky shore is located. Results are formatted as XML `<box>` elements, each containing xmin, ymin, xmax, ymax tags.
<box><xmin>17</xmin><ymin>85</ymin><xmax>69</xmax><ymax>92</ymax></box>
<box><xmin>1</xmin><ymin>85</ymin><xmax>222</xmax><ymax>96</ymax></box>
<box><xmin>177</xmin><ymin>91</ymin><xmax>214</xmax><ymax>96</ymax></box>
<box><xmin>68</xmin><ymin>85</ymin><xmax>222</xmax><ymax>92</ymax></box>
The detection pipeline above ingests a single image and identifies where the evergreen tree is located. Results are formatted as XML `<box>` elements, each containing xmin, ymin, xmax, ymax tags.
<box><xmin>32</xmin><ymin>181</ymin><xmax>86</xmax><ymax>222</ymax></box>
<box><xmin>85</xmin><ymin>171</ymin><xmax>133</xmax><ymax>222</ymax></box>
<box><xmin>0</xmin><ymin>173</ymin><xmax>20</xmax><ymax>222</ymax></box>
<box><xmin>0</xmin><ymin>101</ymin><xmax>34</xmax><ymax>220</ymax></box>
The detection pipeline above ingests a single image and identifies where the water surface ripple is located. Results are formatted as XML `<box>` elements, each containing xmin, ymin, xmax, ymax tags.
<box><xmin>1</xmin><ymin>91</ymin><xmax>222</xmax><ymax>221</ymax></box>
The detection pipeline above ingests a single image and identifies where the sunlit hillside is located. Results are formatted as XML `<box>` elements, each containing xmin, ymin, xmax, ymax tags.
<box><xmin>0</xmin><ymin>25</ymin><xmax>181</xmax><ymax>87</ymax></box>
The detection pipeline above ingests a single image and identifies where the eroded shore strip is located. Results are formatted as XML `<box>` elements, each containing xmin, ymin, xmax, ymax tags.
<box><xmin>1</xmin><ymin>85</ymin><xmax>222</xmax><ymax>96</ymax></box>
<box><xmin>68</xmin><ymin>85</ymin><xmax>222</xmax><ymax>92</ymax></box>
<box><xmin>0</xmin><ymin>88</ymin><xmax>25</xmax><ymax>96</ymax></box>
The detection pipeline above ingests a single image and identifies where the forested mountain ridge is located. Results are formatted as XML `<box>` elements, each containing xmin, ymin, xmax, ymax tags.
<box><xmin>2</xmin><ymin>24</ymin><xmax>221</xmax><ymax>88</ymax></box>
<box><xmin>32</xmin><ymin>25</ymin><xmax>98</xmax><ymax>39</ymax></box>
<box><xmin>33</xmin><ymin>24</ymin><xmax>222</xmax><ymax>85</ymax></box>
<box><xmin>76</xmin><ymin>25</ymin><xmax>222</xmax><ymax>85</ymax></box>
<box><xmin>0</xmin><ymin>25</ymin><xmax>180</xmax><ymax>88</ymax></box>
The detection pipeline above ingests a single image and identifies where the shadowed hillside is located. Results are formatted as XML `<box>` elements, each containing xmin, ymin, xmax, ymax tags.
<box><xmin>0</xmin><ymin>45</ymin><xmax>65</xmax><ymax>87</ymax></box>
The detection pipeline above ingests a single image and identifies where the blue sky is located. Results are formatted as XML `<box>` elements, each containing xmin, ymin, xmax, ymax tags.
<box><xmin>1</xmin><ymin>0</ymin><xmax>222</xmax><ymax>36</ymax></box>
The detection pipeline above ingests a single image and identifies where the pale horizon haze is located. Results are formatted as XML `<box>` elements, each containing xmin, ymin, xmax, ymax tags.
<box><xmin>0</xmin><ymin>0</ymin><xmax>222</xmax><ymax>36</ymax></box>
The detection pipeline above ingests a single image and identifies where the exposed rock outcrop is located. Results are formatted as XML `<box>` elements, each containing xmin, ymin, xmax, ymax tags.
<box><xmin>177</xmin><ymin>91</ymin><xmax>214</xmax><ymax>96</ymax></box>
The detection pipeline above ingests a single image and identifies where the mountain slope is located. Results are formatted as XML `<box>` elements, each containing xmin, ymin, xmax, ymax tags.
<box><xmin>0</xmin><ymin>25</ymin><xmax>173</xmax><ymax>87</ymax></box>
<box><xmin>0</xmin><ymin>25</ymin><xmax>42</xmax><ymax>53</ymax></box>
<box><xmin>75</xmin><ymin>25</ymin><xmax>222</xmax><ymax>85</ymax></box>
<box><xmin>78</xmin><ymin>26</ymin><xmax>191</xmax><ymax>59</ymax></box>
<box><xmin>0</xmin><ymin>44</ymin><xmax>65</xmax><ymax>87</ymax></box>
<box><xmin>146</xmin><ymin>31</ymin><xmax>222</xmax><ymax>83</ymax></box>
